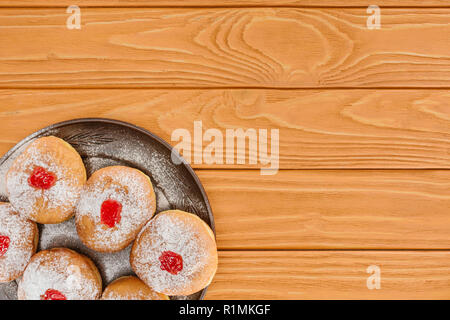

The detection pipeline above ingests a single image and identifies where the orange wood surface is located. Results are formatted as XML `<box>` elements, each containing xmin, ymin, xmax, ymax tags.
<box><xmin>0</xmin><ymin>8</ymin><xmax>449</xmax><ymax>88</ymax></box>
<box><xmin>0</xmin><ymin>0</ymin><xmax>448</xmax><ymax>7</ymax></box>
<box><xmin>0</xmin><ymin>89</ymin><xmax>449</xmax><ymax>169</ymax></box>
<box><xmin>0</xmin><ymin>1</ymin><xmax>449</xmax><ymax>299</ymax></box>
<box><xmin>199</xmin><ymin>170</ymin><xmax>450</xmax><ymax>250</ymax></box>
<box><xmin>208</xmin><ymin>251</ymin><xmax>450</xmax><ymax>300</ymax></box>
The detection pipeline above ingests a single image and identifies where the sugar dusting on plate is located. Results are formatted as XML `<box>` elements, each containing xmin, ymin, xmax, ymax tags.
<box><xmin>39</xmin><ymin>217</ymin><xmax>132</xmax><ymax>285</ymax></box>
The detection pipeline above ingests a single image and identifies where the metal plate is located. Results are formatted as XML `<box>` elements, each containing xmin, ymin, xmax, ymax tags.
<box><xmin>0</xmin><ymin>118</ymin><xmax>214</xmax><ymax>300</ymax></box>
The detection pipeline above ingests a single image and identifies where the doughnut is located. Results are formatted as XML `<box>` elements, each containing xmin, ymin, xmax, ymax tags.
<box><xmin>6</xmin><ymin>136</ymin><xmax>86</xmax><ymax>224</ymax></box>
<box><xmin>0</xmin><ymin>202</ymin><xmax>38</xmax><ymax>283</ymax></box>
<box><xmin>76</xmin><ymin>166</ymin><xmax>156</xmax><ymax>253</ymax></box>
<box><xmin>130</xmin><ymin>210</ymin><xmax>218</xmax><ymax>296</ymax></box>
<box><xmin>17</xmin><ymin>248</ymin><xmax>102</xmax><ymax>300</ymax></box>
<box><xmin>101</xmin><ymin>276</ymin><xmax>169</xmax><ymax>300</ymax></box>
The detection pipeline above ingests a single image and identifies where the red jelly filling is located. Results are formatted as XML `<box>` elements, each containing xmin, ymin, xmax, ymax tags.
<box><xmin>28</xmin><ymin>166</ymin><xmax>57</xmax><ymax>190</ymax></box>
<box><xmin>0</xmin><ymin>235</ymin><xmax>10</xmax><ymax>257</ymax></box>
<box><xmin>159</xmin><ymin>251</ymin><xmax>183</xmax><ymax>275</ymax></box>
<box><xmin>100</xmin><ymin>199</ymin><xmax>122</xmax><ymax>228</ymax></box>
<box><xmin>41</xmin><ymin>289</ymin><xmax>67</xmax><ymax>300</ymax></box>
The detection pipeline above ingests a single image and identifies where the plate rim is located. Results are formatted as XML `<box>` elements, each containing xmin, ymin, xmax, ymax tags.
<box><xmin>0</xmin><ymin>117</ymin><xmax>215</xmax><ymax>300</ymax></box>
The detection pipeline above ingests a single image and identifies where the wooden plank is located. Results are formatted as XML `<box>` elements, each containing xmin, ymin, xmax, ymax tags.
<box><xmin>206</xmin><ymin>251</ymin><xmax>450</xmax><ymax>299</ymax></box>
<box><xmin>0</xmin><ymin>8</ymin><xmax>449</xmax><ymax>88</ymax></box>
<box><xmin>198</xmin><ymin>170</ymin><xmax>450</xmax><ymax>249</ymax></box>
<box><xmin>0</xmin><ymin>89</ymin><xmax>449</xmax><ymax>169</ymax></box>
<box><xmin>0</xmin><ymin>0</ymin><xmax>448</xmax><ymax>7</ymax></box>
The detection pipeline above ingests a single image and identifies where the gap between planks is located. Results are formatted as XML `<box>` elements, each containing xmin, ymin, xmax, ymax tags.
<box><xmin>0</xmin><ymin>87</ymin><xmax>450</xmax><ymax>90</ymax></box>
<box><xmin>2</xmin><ymin>6</ymin><xmax>450</xmax><ymax>9</ymax></box>
<box><xmin>217</xmin><ymin>249</ymin><xmax>450</xmax><ymax>252</ymax></box>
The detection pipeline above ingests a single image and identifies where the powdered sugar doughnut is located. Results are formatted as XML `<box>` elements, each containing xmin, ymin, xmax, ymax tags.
<box><xmin>130</xmin><ymin>210</ymin><xmax>218</xmax><ymax>296</ymax></box>
<box><xmin>101</xmin><ymin>276</ymin><xmax>169</xmax><ymax>300</ymax></box>
<box><xmin>0</xmin><ymin>202</ymin><xmax>38</xmax><ymax>283</ymax></box>
<box><xmin>6</xmin><ymin>136</ymin><xmax>86</xmax><ymax>224</ymax></box>
<box><xmin>17</xmin><ymin>248</ymin><xmax>102</xmax><ymax>300</ymax></box>
<box><xmin>76</xmin><ymin>166</ymin><xmax>156</xmax><ymax>253</ymax></box>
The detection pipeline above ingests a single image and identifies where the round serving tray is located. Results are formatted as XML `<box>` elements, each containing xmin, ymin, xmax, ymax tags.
<box><xmin>0</xmin><ymin>118</ymin><xmax>214</xmax><ymax>300</ymax></box>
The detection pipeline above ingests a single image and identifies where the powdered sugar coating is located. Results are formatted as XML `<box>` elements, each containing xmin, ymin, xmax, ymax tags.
<box><xmin>38</xmin><ymin>217</ymin><xmax>132</xmax><ymax>284</ymax></box>
<box><xmin>0</xmin><ymin>121</ymin><xmax>214</xmax><ymax>300</ymax></box>
<box><xmin>0</xmin><ymin>203</ymin><xmax>37</xmax><ymax>282</ymax></box>
<box><xmin>6</xmin><ymin>136</ymin><xmax>86</xmax><ymax>224</ymax></box>
<box><xmin>76</xmin><ymin>166</ymin><xmax>156</xmax><ymax>252</ymax></box>
<box><xmin>0</xmin><ymin>140</ymin><xmax>33</xmax><ymax>201</ymax></box>
<box><xmin>17</xmin><ymin>248</ymin><xmax>101</xmax><ymax>300</ymax></box>
<box><xmin>131</xmin><ymin>210</ymin><xmax>218</xmax><ymax>295</ymax></box>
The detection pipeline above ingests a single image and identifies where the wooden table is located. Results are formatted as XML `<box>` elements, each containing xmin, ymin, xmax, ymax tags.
<box><xmin>0</xmin><ymin>0</ymin><xmax>449</xmax><ymax>299</ymax></box>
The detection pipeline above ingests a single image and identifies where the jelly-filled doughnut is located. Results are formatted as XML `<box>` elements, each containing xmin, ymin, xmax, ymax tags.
<box><xmin>101</xmin><ymin>276</ymin><xmax>169</xmax><ymax>300</ymax></box>
<box><xmin>6</xmin><ymin>136</ymin><xmax>86</xmax><ymax>224</ymax></box>
<box><xmin>76</xmin><ymin>166</ymin><xmax>156</xmax><ymax>253</ymax></box>
<box><xmin>17</xmin><ymin>248</ymin><xmax>102</xmax><ymax>300</ymax></box>
<box><xmin>0</xmin><ymin>202</ymin><xmax>38</xmax><ymax>283</ymax></box>
<box><xmin>131</xmin><ymin>210</ymin><xmax>218</xmax><ymax>296</ymax></box>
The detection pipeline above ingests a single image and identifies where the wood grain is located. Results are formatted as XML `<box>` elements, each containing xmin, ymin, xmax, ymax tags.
<box><xmin>0</xmin><ymin>89</ymin><xmax>449</xmax><ymax>169</ymax></box>
<box><xmin>1</xmin><ymin>1</ymin><xmax>449</xmax><ymax>301</ymax></box>
<box><xmin>0</xmin><ymin>0</ymin><xmax>448</xmax><ymax>7</ymax></box>
<box><xmin>200</xmin><ymin>170</ymin><xmax>450</xmax><ymax>249</ymax></box>
<box><xmin>207</xmin><ymin>251</ymin><xmax>450</xmax><ymax>299</ymax></box>
<box><xmin>0</xmin><ymin>8</ymin><xmax>449</xmax><ymax>88</ymax></box>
